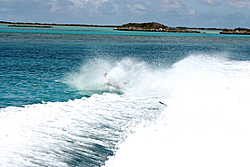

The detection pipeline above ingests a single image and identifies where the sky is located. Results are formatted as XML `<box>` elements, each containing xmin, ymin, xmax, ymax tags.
<box><xmin>0</xmin><ymin>0</ymin><xmax>250</xmax><ymax>28</ymax></box>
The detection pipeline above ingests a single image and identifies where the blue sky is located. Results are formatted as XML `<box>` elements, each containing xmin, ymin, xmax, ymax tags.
<box><xmin>0</xmin><ymin>0</ymin><xmax>250</xmax><ymax>28</ymax></box>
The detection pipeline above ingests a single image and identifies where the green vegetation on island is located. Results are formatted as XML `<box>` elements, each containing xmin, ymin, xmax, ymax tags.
<box><xmin>115</xmin><ymin>22</ymin><xmax>200</xmax><ymax>33</ymax></box>
<box><xmin>0</xmin><ymin>21</ymin><xmax>118</xmax><ymax>28</ymax></box>
<box><xmin>1</xmin><ymin>21</ymin><xmax>250</xmax><ymax>35</ymax></box>
<box><xmin>220</xmin><ymin>27</ymin><xmax>250</xmax><ymax>35</ymax></box>
<box><xmin>119</xmin><ymin>22</ymin><xmax>168</xmax><ymax>29</ymax></box>
<box><xmin>8</xmin><ymin>24</ymin><xmax>53</xmax><ymax>28</ymax></box>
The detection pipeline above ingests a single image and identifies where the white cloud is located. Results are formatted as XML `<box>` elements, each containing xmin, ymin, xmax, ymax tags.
<box><xmin>1</xmin><ymin>8</ymin><xmax>8</xmax><ymax>12</ymax></box>
<box><xmin>197</xmin><ymin>0</ymin><xmax>221</xmax><ymax>6</ymax></box>
<box><xmin>161</xmin><ymin>0</ymin><xmax>187</xmax><ymax>9</ymax></box>
<box><xmin>67</xmin><ymin>0</ymin><xmax>88</xmax><ymax>9</ymax></box>
<box><xmin>1</xmin><ymin>0</ymin><xmax>249</xmax><ymax>28</ymax></box>
<box><xmin>224</xmin><ymin>0</ymin><xmax>250</xmax><ymax>9</ymax></box>
<box><xmin>48</xmin><ymin>0</ymin><xmax>61</xmax><ymax>12</ymax></box>
<box><xmin>0</xmin><ymin>0</ymin><xmax>39</xmax><ymax>1</ymax></box>
<box><xmin>188</xmin><ymin>9</ymin><xmax>196</xmax><ymax>16</ymax></box>
<box><xmin>67</xmin><ymin>0</ymin><xmax>108</xmax><ymax>9</ymax></box>
<box><xmin>126</xmin><ymin>3</ymin><xmax>147</xmax><ymax>15</ymax></box>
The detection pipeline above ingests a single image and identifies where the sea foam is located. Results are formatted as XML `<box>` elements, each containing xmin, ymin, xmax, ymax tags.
<box><xmin>103</xmin><ymin>54</ymin><xmax>250</xmax><ymax>167</ymax></box>
<box><xmin>1</xmin><ymin>54</ymin><xmax>250</xmax><ymax>166</ymax></box>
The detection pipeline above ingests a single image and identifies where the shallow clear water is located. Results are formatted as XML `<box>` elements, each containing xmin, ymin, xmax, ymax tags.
<box><xmin>1</xmin><ymin>25</ymin><xmax>250</xmax><ymax>167</ymax></box>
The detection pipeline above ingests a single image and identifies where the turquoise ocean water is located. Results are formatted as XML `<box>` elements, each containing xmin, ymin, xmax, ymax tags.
<box><xmin>1</xmin><ymin>25</ymin><xmax>250</xmax><ymax>166</ymax></box>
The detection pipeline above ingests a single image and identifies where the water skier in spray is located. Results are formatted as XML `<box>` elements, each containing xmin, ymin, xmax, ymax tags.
<box><xmin>104</xmin><ymin>73</ymin><xmax>127</xmax><ymax>90</ymax></box>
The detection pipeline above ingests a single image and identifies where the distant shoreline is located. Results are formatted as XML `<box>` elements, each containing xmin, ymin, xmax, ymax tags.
<box><xmin>1</xmin><ymin>21</ymin><xmax>250</xmax><ymax>35</ymax></box>
<box><xmin>0</xmin><ymin>21</ymin><xmax>118</xmax><ymax>28</ymax></box>
<box><xmin>8</xmin><ymin>24</ymin><xmax>53</xmax><ymax>28</ymax></box>
<box><xmin>114</xmin><ymin>27</ymin><xmax>200</xmax><ymax>33</ymax></box>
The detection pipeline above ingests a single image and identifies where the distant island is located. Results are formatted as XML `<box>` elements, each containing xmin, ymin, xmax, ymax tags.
<box><xmin>0</xmin><ymin>21</ymin><xmax>117</xmax><ymax>28</ymax></box>
<box><xmin>1</xmin><ymin>21</ymin><xmax>250</xmax><ymax>35</ymax></box>
<box><xmin>115</xmin><ymin>22</ymin><xmax>200</xmax><ymax>33</ymax></box>
<box><xmin>8</xmin><ymin>24</ymin><xmax>53</xmax><ymax>28</ymax></box>
<box><xmin>220</xmin><ymin>27</ymin><xmax>250</xmax><ymax>35</ymax></box>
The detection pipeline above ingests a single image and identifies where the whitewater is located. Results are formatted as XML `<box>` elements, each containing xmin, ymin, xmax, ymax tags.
<box><xmin>103</xmin><ymin>55</ymin><xmax>250</xmax><ymax>167</ymax></box>
<box><xmin>1</xmin><ymin>25</ymin><xmax>250</xmax><ymax>166</ymax></box>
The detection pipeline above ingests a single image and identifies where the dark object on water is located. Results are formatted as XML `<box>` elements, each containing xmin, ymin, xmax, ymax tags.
<box><xmin>159</xmin><ymin>101</ymin><xmax>167</xmax><ymax>106</ymax></box>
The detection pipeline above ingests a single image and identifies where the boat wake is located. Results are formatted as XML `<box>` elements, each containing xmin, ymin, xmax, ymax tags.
<box><xmin>103</xmin><ymin>55</ymin><xmax>250</xmax><ymax>167</ymax></box>
<box><xmin>1</xmin><ymin>54</ymin><xmax>250</xmax><ymax>166</ymax></box>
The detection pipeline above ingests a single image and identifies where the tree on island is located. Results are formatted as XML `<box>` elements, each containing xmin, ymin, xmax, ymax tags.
<box><xmin>220</xmin><ymin>27</ymin><xmax>250</xmax><ymax>34</ymax></box>
<box><xmin>120</xmin><ymin>22</ymin><xmax>168</xmax><ymax>29</ymax></box>
<box><xmin>116</xmin><ymin>22</ymin><xmax>201</xmax><ymax>33</ymax></box>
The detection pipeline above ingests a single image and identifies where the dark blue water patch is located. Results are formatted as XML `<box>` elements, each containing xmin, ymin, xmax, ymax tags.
<box><xmin>1</xmin><ymin>49</ymin><xmax>89</xmax><ymax>108</ymax></box>
<box><xmin>54</xmin><ymin>118</ymin><xmax>121</xmax><ymax>167</ymax></box>
<box><xmin>227</xmin><ymin>45</ymin><xmax>250</xmax><ymax>61</ymax></box>
<box><xmin>58</xmin><ymin>140</ymin><xmax>114</xmax><ymax>167</ymax></box>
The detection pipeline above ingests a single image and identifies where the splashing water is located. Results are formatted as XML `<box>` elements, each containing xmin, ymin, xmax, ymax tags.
<box><xmin>103</xmin><ymin>55</ymin><xmax>250</xmax><ymax>167</ymax></box>
<box><xmin>1</xmin><ymin>54</ymin><xmax>250</xmax><ymax>166</ymax></box>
